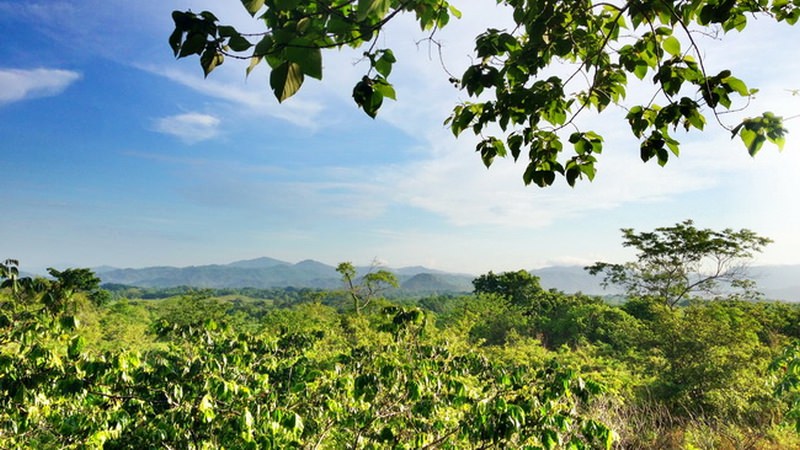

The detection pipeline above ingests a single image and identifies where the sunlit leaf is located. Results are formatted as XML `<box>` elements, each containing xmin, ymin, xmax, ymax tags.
<box><xmin>270</xmin><ymin>61</ymin><xmax>304</xmax><ymax>102</ymax></box>
<box><xmin>662</xmin><ymin>36</ymin><xmax>681</xmax><ymax>56</ymax></box>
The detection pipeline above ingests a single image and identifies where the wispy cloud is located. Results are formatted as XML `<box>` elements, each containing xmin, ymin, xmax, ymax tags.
<box><xmin>144</xmin><ymin>66</ymin><xmax>325</xmax><ymax>129</ymax></box>
<box><xmin>0</xmin><ymin>2</ymin><xmax>75</xmax><ymax>22</ymax></box>
<box><xmin>375</xmin><ymin>134</ymin><xmax>714</xmax><ymax>228</ymax></box>
<box><xmin>123</xmin><ymin>151</ymin><xmax>291</xmax><ymax>177</ymax></box>
<box><xmin>0</xmin><ymin>68</ymin><xmax>81</xmax><ymax>105</ymax></box>
<box><xmin>153</xmin><ymin>112</ymin><xmax>221</xmax><ymax>143</ymax></box>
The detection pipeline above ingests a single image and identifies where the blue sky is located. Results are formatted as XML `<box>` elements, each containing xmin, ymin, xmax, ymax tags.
<box><xmin>1</xmin><ymin>1</ymin><xmax>799</xmax><ymax>274</ymax></box>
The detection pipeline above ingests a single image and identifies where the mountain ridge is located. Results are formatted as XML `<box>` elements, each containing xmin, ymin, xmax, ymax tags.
<box><xmin>90</xmin><ymin>257</ymin><xmax>800</xmax><ymax>300</ymax></box>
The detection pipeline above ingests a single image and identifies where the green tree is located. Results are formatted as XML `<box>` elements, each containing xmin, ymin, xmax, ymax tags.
<box><xmin>0</xmin><ymin>259</ymin><xmax>21</xmax><ymax>296</ymax></box>
<box><xmin>45</xmin><ymin>267</ymin><xmax>112</xmax><ymax>308</ymax></box>
<box><xmin>647</xmin><ymin>301</ymin><xmax>774</xmax><ymax>420</ymax></box>
<box><xmin>472</xmin><ymin>269</ymin><xmax>543</xmax><ymax>308</ymax></box>
<box><xmin>772</xmin><ymin>340</ymin><xmax>800</xmax><ymax>432</ymax></box>
<box><xmin>336</xmin><ymin>261</ymin><xmax>399</xmax><ymax>314</ymax></box>
<box><xmin>0</xmin><ymin>259</ymin><xmax>45</xmax><ymax>301</ymax></box>
<box><xmin>539</xmin><ymin>296</ymin><xmax>642</xmax><ymax>351</ymax></box>
<box><xmin>154</xmin><ymin>290</ymin><xmax>231</xmax><ymax>332</ymax></box>
<box><xmin>467</xmin><ymin>293</ymin><xmax>532</xmax><ymax>346</ymax></box>
<box><xmin>170</xmin><ymin>0</ymin><xmax>795</xmax><ymax>187</ymax></box>
<box><xmin>586</xmin><ymin>220</ymin><xmax>772</xmax><ymax>307</ymax></box>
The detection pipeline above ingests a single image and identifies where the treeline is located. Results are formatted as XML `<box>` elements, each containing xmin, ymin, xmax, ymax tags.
<box><xmin>3</xmin><ymin>222</ymin><xmax>800</xmax><ymax>448</ymax></box>
<box><xmin>2</xmin><ymin>267</ymin><xmax>800</xmax><ymax>447</ymax></box>
<box><xmin>103</xmin><ymin>283</ymin><xmax>324</xmax><ymax>305</ymax></box>
<box><xmin>3</xmin><ymin>263</ymin><xmax>618</xmax><ymax>449</ymax></box>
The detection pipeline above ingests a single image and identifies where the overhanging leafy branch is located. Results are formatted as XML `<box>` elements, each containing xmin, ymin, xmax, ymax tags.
<box><xmin>169</xmin><ymin>0</ymin><xmax>797</xmax><ymax>186</ymax></box>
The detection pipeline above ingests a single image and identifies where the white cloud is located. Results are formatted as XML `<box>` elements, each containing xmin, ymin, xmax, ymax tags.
<box><xmin>143</xmin><ymin>66</ymin><xmax>326</xmax><ymax>130</ymax></box>
<box><xmin>373</xmin><ymin>131</ymin><xmax>713</xmax><ymax>228</ymax></box>
<box><xmin>153</xmin><ymin>112</ymin><xmax>221</xmax><ymax>143</ymax></box>
<box><xmin>0</xmin><ymin>68</ymin><xmax>81</xmax><ymax>105</ymax></box>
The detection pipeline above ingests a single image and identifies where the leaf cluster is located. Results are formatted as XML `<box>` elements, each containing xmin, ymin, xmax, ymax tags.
<box><xmin>170</xmin><ymin>0</ymin><xmax>796</xmax><ymax>187</ymax></box>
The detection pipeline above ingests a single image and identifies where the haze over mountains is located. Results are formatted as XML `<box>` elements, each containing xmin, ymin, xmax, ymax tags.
<box><xmin>91</xmin><ymin>257</ymin><xmax>800</xmax><ymax>301</ymax></box>
<box><xmin>95</xmin><ymin>257</ymin><xmax>472</xmax><ymax>294</ymax></box>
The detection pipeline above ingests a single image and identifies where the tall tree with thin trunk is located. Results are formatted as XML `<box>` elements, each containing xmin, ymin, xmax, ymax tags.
<box><xmin>586</xmin><ymin>220</ymin><xmax>771</xmax><ymax>307</ymax></box>
<box><xmin>336</xmin><ymin>261</ymin><xmax>398</xmax><ymax>314</ymax></box>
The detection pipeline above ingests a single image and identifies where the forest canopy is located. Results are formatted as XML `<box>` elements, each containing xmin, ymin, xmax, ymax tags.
<box><xmin>4</xmin><ymin>242</ymin><xmax>800</xmax><ymax>447</ymax></box>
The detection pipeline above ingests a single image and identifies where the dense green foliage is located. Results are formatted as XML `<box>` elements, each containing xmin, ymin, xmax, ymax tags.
<box><xmin>2</xmin><ymin>221</ymin><xmax>799</xmax><ymax>448</ymax></box>
<box><xmin>3</xmin><ymin>256</ymin><xmax>800</xmax><ymax>448</ymax></box>
<box><xmin>2</xmin><ymin>265</ymin><xmax>615</xmax><ymax>449</ymax></box>
<box><xmin>472</xmin><ymin>269</ymin><xmax>543</xmax><ymax>308</ymax></box>
<box><xmin>170</xmin><ymin>0</ymin><xmax>795</xmax><ymax>186</ymax></box>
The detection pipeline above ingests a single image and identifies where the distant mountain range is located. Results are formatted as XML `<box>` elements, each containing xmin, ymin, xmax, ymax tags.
<box><xmin>90</xmin><ymin>257</ymin><xmax>800</xmax><ymax>301</ymax></box>
<box><xmin>91</xmin><ymin>257</ymin><xmax>523</xmax><ymax>293</ymax></box>
<box><xmin>94</xmin><ymin>257</ymin><xmax>475</xmax><ymax>294</ymax></box>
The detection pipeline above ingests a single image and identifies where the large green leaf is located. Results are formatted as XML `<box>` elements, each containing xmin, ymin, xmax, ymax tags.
<box><xmin>374</xmin><ymin>49</ymin><xmax>396</xmax><ymax>77</ymax></box>
<box><xmin>246</xmin><ymin>56</ymin><xmax>261</xmax><ymax>77</ymax></box>
<box><xmin>662</xmin><ymin>36</ymin><xmax>681</xmax><ymax>56</ymax></box>
<box><xmin>286</xmin><ymin>45</ymin><xmax>323</xmax><ymax>80</ymax></box>
<box><xmin>270</xmin><ymin>61</ymin><xmax>304</xmax><ymax>102</ymax></box>
<box><xmin>723</xmin><ymin>76</ymin><xmax>749</xmax><ymax>96</ymax></box>
<box><xmin>228</xmin><ymin>33</ymin><xmax>252</xmax><ymax>52</ymax></box>
<box><xmin>372</xmin><ymin>81</ymin><xmax>396</xmax><ymax>100</ymax></box>
<box><xmin>240</xmin><ymin>0</ymin><xmax>265</xmax><ymax>16</ymax></box>
<box><xmin>178</xmin><ymin>33</ymin><xmax>206</xmax><ymax>58</ymax></box>
<box><xmin>201</xmin><ymin>48</ymin><xmax>224</xmax><ymax>77</ymax></box>
<box><xmin>357</xmin><ymin>0</ymin><xmax>390</xmax><ymax>21</ymax></box>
